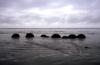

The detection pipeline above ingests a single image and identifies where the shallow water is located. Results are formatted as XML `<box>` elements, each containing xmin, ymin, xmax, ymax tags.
<box><xmin>0</xmin><ymin>28</ymin><xmax>100</xmax><ymax>65</ymax></box>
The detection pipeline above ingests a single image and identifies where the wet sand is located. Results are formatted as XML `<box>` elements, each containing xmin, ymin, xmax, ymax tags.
<box><xmin>0</xmin><ymin>37</ymin><xmax>100</xmax><ymax>65</ymax></box>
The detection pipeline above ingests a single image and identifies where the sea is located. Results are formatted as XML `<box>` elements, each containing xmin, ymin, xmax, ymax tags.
<box><xmin>0</xmin><ymin>28</ymin><xmax>100</xmax><ymax>65</ymax></box>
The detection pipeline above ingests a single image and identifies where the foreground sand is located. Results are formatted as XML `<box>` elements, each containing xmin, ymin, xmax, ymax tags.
<box><xmin>0</xmin><ymin>37</ymin><xmax>100</xmax><ymax>65</ymax></box>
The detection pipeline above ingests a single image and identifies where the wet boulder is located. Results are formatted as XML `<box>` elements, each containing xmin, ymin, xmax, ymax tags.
<box><xmin>62</xmin><ymin>36</ymin><xmax>68</xmax><ymax>39</ymax></box>
<box><xmin>40</xmin><ymin>34</ymin><xmax>49</xmax><ymax>38</ymax></box>
<box><xmin>77</xmin><ymin>34</ymin><xmax>86</xmax><ymax>39</ymax></box>
<box><xmin>12</xmin><ymin>33</ymin><xmax>20</xmax><ymax>39</ymax></box>
<box><xmin>68</xmin><ymin>34</ymin><xmax>77</xmax><ymax>39</ymax></box>
<box><xmin>25</xmin><ymin>33</ymin><xmax>34</xmax><ymax>38</ymax></box>
<box><xmin>51</xmin><ymin>34</ymin><xmax>61</xmax><ymax>38</ymax></box>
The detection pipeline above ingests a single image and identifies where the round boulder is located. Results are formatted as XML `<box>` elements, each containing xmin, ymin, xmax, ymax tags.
<box><xmin>40</xmin><ymin>34</ymin><xmax>49</xmax><ymax>38</ymax></box>
<box><xmin>12</xmin><ymin>33</ymin><xmax>20</xmax><ymax>39</ymax></box>
<box><xmin>51</xmin><ymin>34</ymin><xmax>61</xmax><ymax>38</ymax></box>
<box><xmin>62</xmin><ymin>36</ymin><xmax>68</xmax><ymax>39</ymax></box>
<box><xmin>68</xmin><ymin>34</ymin><xmax>77</xmax><ymax>39</ymax></box>
<box><xmin>77</xmin><ymin>34</ymin><xmax>86</xmax><ymax>39</ymax></box>
<box><xmin>25</xmin><ymin>33</ymin><xmax>34</xmax><ymax>38</ymax></box>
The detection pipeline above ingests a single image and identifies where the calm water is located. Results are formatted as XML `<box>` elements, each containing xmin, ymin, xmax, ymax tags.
<box><xmin>0</xmin><ymin>28</ymin><xmax>100</xmax><ymax>65</ymax></box>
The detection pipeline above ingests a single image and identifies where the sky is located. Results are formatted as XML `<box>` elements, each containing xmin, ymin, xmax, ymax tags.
<box><xmin>0</xmin><ymin>0</ymin><xmax>100</xmax><ymax>28</ymax></box>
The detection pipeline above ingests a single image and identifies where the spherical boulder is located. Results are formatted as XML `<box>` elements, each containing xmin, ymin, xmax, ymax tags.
<box><xmin>12</xmin><ymin>33</ymin><xmax>20</xmax><ymax>39</ymax></box>
<box><xmin>51</xmin><ymin>34</ymin><xmax>61</xmax><ymax>38</ymax></box>
<box><xmin>77</xmin><ymin>34</ymin><xmax>86</xmax><ymax>39</ymax></box>
<box><xmin>62</xmin><ymin>36</ymin><xmax>68</xmax><ymax>39</ymax></box>
<box><xmin>40</xmin><ymin>34</ymin><xmax>49</xmax><ymax>38</ymax></box>
<box><xmin>25</xmin><ymin>33</ymin><xmax>34</xmax><ymax>38</ymax></box>
<box><xmin>68</xmin><ymin>34</ymin><xmax>77</xmax><ymax>39</ymax></box>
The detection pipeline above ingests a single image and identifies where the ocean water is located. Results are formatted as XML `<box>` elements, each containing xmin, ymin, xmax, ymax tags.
<box><xmin>0</xmin><ymin>28</ymin><xmax>100</xmax><ymax>65</ymax></box>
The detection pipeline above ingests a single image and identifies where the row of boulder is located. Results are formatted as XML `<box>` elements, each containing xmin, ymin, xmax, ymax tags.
<box><xmin>41</xmin><ymin>34</ymin><xmax>86</xmax><ymax>39</ymax></box>
<box><xmin>12</xmin><ymin>33</ymin><xmax>34</xmax><ymax>39</ymax></box>
<box><xmin>12</xmin><ymin>33</ymin><xmax>86</xmax><ymax>39</ymax></box>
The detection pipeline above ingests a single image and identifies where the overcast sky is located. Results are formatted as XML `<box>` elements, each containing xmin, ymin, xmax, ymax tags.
<box><xmin>0</xmin><ymin>0</ymin><xmax>100</xmax><ymax>28</ymax></box>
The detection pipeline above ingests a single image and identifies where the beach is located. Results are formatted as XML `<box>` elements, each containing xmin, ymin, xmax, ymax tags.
<box><xmin>0</xmin><ymin>28</ymin><xmax>100</xmax><ymax>65</ymax></box>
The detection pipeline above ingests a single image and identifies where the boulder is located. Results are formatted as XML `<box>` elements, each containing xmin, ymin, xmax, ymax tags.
<box><xmin>41</xmin><ymin>34</ymin><xmax>49</xmax><ymax>38</ymax></box>
<box><xmin>51</xmin><ymin>34</ymin><xmax>61</xmax><ymax>38</ymax></box>
<box><xmin>25</xmin><ymin>33</ymin><xmax>34</xmax><ymax>38</ymax></box>
<box><xmin>68</xmin><ymin>34</ymin><xmax>77</xmax><ymax>39</ymax></box>
<box><xmin>12</xmin><ymin>33</ymin><xmax>20</xmax><ymax>39</ymax></box>
<box><xmin>77</xmin><ymin>34</ymin><xmax>86</xmax><ymax>39</ymax></box>
<box><xmin>62</xmin><ymin>36</ymin><xmax>68</xmax><ymax>39</ymax></box>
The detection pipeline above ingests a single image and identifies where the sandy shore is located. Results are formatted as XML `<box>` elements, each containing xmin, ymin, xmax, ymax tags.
<box><xmin>0</xmin><ymin>37</ymin><xmax>100</xmax><ymax>65</ymax></box>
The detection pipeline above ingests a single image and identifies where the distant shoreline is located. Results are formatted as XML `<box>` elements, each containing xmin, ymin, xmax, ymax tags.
<box><xmin>0</xmin><ymin>28</ymin><xmax>100</xmax><ymax>29</ymax></box>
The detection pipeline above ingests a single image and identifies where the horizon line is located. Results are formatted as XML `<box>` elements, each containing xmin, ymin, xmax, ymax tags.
<box><xmin>0</xmin><ymin>28</ymin><xmax>99</xmax><ymax>29</ymax></box>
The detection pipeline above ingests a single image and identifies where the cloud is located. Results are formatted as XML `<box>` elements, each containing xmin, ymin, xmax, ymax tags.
<box><xmin>0</xmin><ymin>0</ymin><xmax>100</xmax><ymax>28</ymax></box>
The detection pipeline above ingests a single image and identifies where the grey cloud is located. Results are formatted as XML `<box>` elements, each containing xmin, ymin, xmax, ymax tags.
<box><xmin>0</xmin><ymin>14</ymin><xmax>17</xmax><ymax>24</ymax></box>
<box><xmin>66</xmin><ymin>11</ymin><xmax>100</xmax><ymax>24</ymax></box>
<box><xmin>61</xmin><ymin>0</ymin><xmax>100</xmax><ymax>11</ymax></box>
<box><xmin>0</xmin><ymin>0</ymin><xmax>100</xmax><ymax>9</ymax></box>
<box><xmin>0</xmin><ymin>0</ymin><xmax>100</xmax><ymax>28</ymax></box>
<box><xmin>44</xmin><ymin>17</ymin><xmax>61</xmax><ymax>23</ymax></box>
<box><xmin>0</xmin><ymin>0</ymin><xmax>56</xmax><ymax>8</ymax></box>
